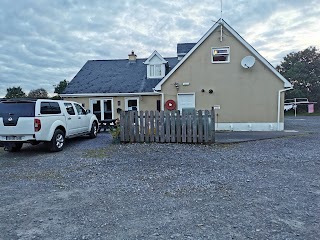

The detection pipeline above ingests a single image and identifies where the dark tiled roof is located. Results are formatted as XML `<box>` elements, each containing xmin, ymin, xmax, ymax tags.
<box><xmin>177</xmin><ymin>43</ymin><xmax>196</xmax><ymax>55</ymax></box>
<box><xmin>64</xmin><ymin>57</ymin><xmax>179</xmax><ymax>94</ymax></box>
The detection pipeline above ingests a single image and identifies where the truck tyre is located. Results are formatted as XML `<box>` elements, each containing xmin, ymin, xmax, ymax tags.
<box><xmin>47</xmin><ymin>129</ymin><xmax>65</xmax><ymax>152</ymax></box>
<box><xmin>89</xmin><ymin>122</ymin><xmax>98</xmax><ymax>139</ymax></box>
<box><xmin>6</xmin><ymin>142</ymin><xmax>23</xmax><ymax>152</ymax></box>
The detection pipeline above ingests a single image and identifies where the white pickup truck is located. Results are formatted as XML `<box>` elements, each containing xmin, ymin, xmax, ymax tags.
<box><xmin>0</xmin><ymin>99</ymin><xmax>99</xmax><ymax>152</ymax></box>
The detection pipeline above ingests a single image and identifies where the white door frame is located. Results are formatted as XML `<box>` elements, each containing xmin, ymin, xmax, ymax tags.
<box><xmin>125</xmin><ymin>97</ymin><xmax>140</xmax><ymax>111</ymax></box>
<box><xmin>89</xmin><ymin>98</ymin><xmax>114</xmax><ymax>120</ymax></box>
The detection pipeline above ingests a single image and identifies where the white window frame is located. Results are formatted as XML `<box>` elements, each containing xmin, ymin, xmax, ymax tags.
<box><xmin>149</xmin><ymin>64</ymin><xmax>162</xmax><ymax>78</ymax></box>
<box><xmin>211</xmin><ymin>46</ymin><xmax>230</xmax><ymax>63</ymax></box>
<box><xmin>125</xmin><ymin>97</ymin><xmax>139</xmax><ymax>111</ymax></box>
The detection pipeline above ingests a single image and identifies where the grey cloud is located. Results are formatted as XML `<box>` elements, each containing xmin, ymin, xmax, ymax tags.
<box><xmin>0</xmin><ymin>0</ymin><xmax>319</xmax><ymax>97</ymax></box>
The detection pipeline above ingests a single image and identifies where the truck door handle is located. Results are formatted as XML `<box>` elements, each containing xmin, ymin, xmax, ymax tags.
<box><xmin>78</xmin><ymin>117</ymin><xmax>81</xmax><ymax>119</ymax></box>
<box><xmin>68</xmin><ymin>117</ymin><xmax>71</xmax><ymax>120</ymax></box>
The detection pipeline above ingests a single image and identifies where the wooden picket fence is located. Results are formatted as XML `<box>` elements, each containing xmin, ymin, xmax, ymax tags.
<box><xmin>119</xmin><ymin>110</ymin><xmax>215</xmax><ymax>144</ymax></box>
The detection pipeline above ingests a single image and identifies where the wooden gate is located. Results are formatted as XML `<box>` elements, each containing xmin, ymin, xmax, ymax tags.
<box><xmin>119</xmin><ymin>110</ymin><xmax>215</xmax><ymax>144</ymax></box>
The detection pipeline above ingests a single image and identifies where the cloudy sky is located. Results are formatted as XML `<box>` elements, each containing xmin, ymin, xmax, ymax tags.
<box><xmin>0</xmin><ymin>0</ymin><xmax>319</xmax><ymax>97</ymax></box>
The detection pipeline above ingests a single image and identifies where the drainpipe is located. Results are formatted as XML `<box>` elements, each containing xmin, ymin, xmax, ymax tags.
<box><xmin>153</xmin><ymin>88</ymin><xmax>164</xmax><ymax>111</ymax></box>
<box><xmin>277</xmin><ymin>87</ymin><xmax>293</xmax><ymax>131</ymax></box>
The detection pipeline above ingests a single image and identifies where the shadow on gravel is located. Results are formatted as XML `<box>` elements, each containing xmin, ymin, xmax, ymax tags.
<box><xmin>0</xmin><ymin>136</ymin><xmax>98</xmax><ymax>156</ymax></box>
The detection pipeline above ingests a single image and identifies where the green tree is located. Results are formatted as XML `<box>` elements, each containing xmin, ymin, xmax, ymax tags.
<box><xmin>276</xmin><ymin>46</ymin><xmax>320</xmax><ymax>110</ymax></box>
<box><xmin>5</xmin><ymin>86</ymin><xmax>26</xmax><ymax>99</ymax></box>
<box><xmin>28</xmin><ymin>88</ymin><xmax>49</xmax><ymax>99</ymax></box>
<box><xmin>54</xmin><ymin>79</ymin><xmax>69</xmax><ymax>94</ymax></box>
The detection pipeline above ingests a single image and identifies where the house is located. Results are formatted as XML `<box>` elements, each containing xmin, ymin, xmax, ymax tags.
<box><xmin>61</xmin><ymin>19</ymin><xmax>292</xmax><ymax>131</ymax></box>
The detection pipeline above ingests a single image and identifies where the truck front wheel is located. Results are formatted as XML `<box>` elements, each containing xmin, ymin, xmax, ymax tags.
<box><xmin>89</xmin><ymin>122</ymin><xmax>98</xmax><ymax>139</ymax></box>
<box><xmin>47</xmin><ymin>129</ymin><xmax>65</xmax><ymax>152</ymax></box>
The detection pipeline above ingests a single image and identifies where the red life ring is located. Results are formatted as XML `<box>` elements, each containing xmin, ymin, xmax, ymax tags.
<box><xmin>165</xmin><ymin>100</ymin><xmax>176</xmax><ymax>110</ymax></box>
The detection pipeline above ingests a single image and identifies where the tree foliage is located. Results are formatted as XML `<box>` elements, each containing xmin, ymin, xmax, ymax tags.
<box><xmin>276</xmin><ymin>46</ymin><xmax>320</xmax><ymax>110</ymax></box>
<box><xmin>54</xmin><ymin>79</ymin><xmax>69</xmax><ymax>94</ymax></box>
<box><xmin>27</xmin><ymin>88</ymin><xmax>49</xmax><ymax>99</ymax></box>
<box><xmin>5</xmin><ymin>86</ymin><xmax>26</xmax><ymax>99</ymax></box>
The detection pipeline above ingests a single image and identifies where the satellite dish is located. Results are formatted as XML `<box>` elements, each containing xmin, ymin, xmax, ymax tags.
<box><xmin>241</xmin><ymin>56</ymin><xmax>255</xmax><ymax>68</ymax></box>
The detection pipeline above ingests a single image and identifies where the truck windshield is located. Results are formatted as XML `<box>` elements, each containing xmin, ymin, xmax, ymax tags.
<box><xmin>0</xmin><ymin>102</ymin><xmax>35</xmax><ymax>117</ymax></box>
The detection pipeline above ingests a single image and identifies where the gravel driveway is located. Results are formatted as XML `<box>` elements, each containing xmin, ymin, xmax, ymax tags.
<box><xmin>0</xmin><ymin>116</ymin><xmax>319</xmax><ymax>239</ymax></box>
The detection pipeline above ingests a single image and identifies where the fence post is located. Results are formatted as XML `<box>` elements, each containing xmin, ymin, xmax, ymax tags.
<box><xmin>150</xmin><ymin>111</ymin><xmax>154</xmax><ymax>142</ymax></box>
<box><xmin>165</xmin><ymin>111</ymin><xmax>171</xmax><ymax>143</ymax></box>
<box><xmin>145</xmin><ymin>110</ymin><xmax>150</xmax><ymax>143</ymax></box>
<box><xmin>192</xmin><ymin>110</ymin><xmax>197</xmax><ymax>143</ymax></box>
<box><xmin>211</xmin><ymin>109</ymin><xmax>215</xmax><ymax>143</ymax></box>
<box><xmin>155</xmin><ymin>111</ymin><xmax>160</xmax><ymax>142</ymax></box>
<box><xmin>181</xmin><ymin>113</ymin><xmax>187</xmax><ymax>143</ymax></box>
<box><xmin>176</xmin><ymin>110</ymin><xmax>181</xmax><ymax>143</ymax></box>
<box><xmin>170</xmin><ymin>111</ymin><xmax>176</xmax><ymax>142</ymax></box>
<box><xmin>134</xmin><ymin>111</ymin><xmax>139</xmax><ymax>142</ymax></box>
<box><xmin>204</xmin><ymin>110</ymin><xmax>209</xmax><ymax>143</ymax></box>
<box><xmin>160</xmin><ymin>111</ymin><xmax>165</xmax><ymax>143</ymax></box>
<box><xmin>129</xmin><ymin>111</ymin><xmax>135</xmax><ymax>143</ymax></box>
<box><xmin>139</xmin><ymin>110</ymin><xmax>144</xmax><ymax>143</ymax></box>
<box><xmin>198</xmin><ymin>110</ymin><xmax>203</xmax><ymax>143</ymax></box>
<box><xmin>120</xmin><ymin>111</ymin><xmax>125</xmax><ymax>142</ymax></box>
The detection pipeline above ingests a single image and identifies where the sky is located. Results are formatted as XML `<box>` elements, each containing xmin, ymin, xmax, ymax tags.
<box><xmin>0</xmin><ymin>0</ymin><xmax>319</xmax><ymax>98</ymax></box>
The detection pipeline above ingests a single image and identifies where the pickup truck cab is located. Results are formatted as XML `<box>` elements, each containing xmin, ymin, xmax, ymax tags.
<box><xmin>0</xmin><ymin>99</ymin><xmax>99</xmax><ymax>152</ymax></box>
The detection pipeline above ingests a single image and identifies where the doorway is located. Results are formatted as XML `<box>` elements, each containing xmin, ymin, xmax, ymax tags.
<box><xmin>90</xmin><ymin>99</ymin><xmax>113</xmax><ymax>121</ymax></box>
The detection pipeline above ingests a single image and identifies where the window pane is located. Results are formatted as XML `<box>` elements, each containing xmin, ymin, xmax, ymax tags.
<box><xmin>64</xmin><ymin>103</ymin><xmax>75</xmax><ymax>115</ymax></box>
<box><xmin>150</xmin><ymin>65</ymin><xmax>154</xmax><ymax>76</ymax></box>
<box><xmin>155</xmin><ymin>65</ymin><xmax>161</xmax><ymax>76</ymax></box>
<box><xmin>40</xmin><ymin>102</ymin><xmax>61</xmax><ymax>114</ymax></box>
<box><xmin>75</xmin><ymin>104</ymin><xmax>86</xmax><ymax>115</ymax></box>
<box><xmin>127</xmin><ymin>99</ymin><xmax>137</xmax><ymax>110</ymax></box>
<box><xmin>0</xmin><ymin>102</ymin><xmax>35</xmax><ymax>117</ymax></box>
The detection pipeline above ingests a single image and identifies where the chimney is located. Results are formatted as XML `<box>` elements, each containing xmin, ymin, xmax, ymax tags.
<box><xmin>128</xmin><ymin>50</ymin><xmax>137</xmax><ymax>62</ymax></box>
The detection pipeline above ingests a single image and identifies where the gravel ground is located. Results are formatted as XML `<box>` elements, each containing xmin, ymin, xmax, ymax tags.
<box><xmin>0</xmin><ymin>116</ymin><xmax>319</xmax><ymax>240</ymax></box>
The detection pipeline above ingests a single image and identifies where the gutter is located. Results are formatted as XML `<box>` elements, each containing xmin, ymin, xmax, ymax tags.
<box><xmin>277</xmin><ymin>87</ymin><xmax>293</xmax><ymax>131</ymax></box>
<box><xmin>153</xmin><ymin>88</ymin><xmax>164</xmax><ymax>111</ymax></box>
<box><xmin>60</xmin><ymin>92</ymin><xmax>159</xmax><ymax>98</ymax></box>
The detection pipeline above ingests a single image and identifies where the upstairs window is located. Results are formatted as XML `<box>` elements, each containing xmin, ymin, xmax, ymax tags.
<box><xmin>150</xmin><ymin>64</ymin><xmax>162</xmax><ymax>77</ymax></box>
<box><xmin>211</xmin><ymin>47</ymin><xmax>230</xmax><ymax>63</ymax></box>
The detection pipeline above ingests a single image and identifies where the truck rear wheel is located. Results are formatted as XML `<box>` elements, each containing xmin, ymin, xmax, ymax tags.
<box><xmin>47</xmin><ymin>129</ymin><xmax>65</xmax><ymax>152</ymax></box>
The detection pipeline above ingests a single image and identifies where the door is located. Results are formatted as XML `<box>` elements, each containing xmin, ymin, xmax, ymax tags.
<box><xmin>74</xmin><ymin>103</ymin><xmax>90</xmax><ymax>133</ymax></box>
<box><xmin>90</xmin><ymin>99</ymin><xmax>113</xmax><ymax>121</ymax></box>
<box><xmin>177</xmin><ymin>93</ymin><xmax>195</xmax><ymax>112</ymax></box>
<box><xmin>64</xmin><ymin>103</ymin><xmax>79</xmax><ymax>135</ymax></box>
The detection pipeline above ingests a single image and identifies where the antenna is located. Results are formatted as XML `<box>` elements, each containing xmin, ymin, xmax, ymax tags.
<box><xmin>219</xmin><ymin>0</ymin><xmax>223</xmax><ymax>42</ymax></box>
<box><xmin>220</xmin><ymin>0</ymin><xmax>223</xmax><ymax>20</ymax></box>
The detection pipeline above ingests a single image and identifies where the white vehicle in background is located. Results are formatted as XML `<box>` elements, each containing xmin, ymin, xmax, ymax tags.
<box><xmin>0</xmin><ymin>99</ymin><xmax>99</xmax><ymax>152</ymax></box>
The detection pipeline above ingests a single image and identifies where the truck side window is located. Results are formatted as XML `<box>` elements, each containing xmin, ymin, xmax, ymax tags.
<box><xmin>41</xmin><ymin>102</ymin><xmax>61</xmax><ymax>114</ymax></box>
<box><xmin>74</xmin><ymin>103</ymin><xmax>86</xmax><ymax>115</ymax></box>
<box><xmin>64</xmin><ymin>103</ymin><xmax>75</xmax><ymax>115</ymax></box>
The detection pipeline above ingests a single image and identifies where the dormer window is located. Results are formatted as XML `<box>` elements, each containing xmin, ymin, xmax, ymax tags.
<box><xmin>150</xmin><ymin>64</ymin><xmax>162</xmax><ymax>77</ymax></box>
<box><xmin>144</xmin><ymin>50</ymin><xmax>168</xmax><ymax>79</ymax></box>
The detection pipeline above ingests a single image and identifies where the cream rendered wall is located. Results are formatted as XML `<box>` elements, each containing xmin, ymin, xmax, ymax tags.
<box><xmin>64</xmin><ymin>97</ymin><xmax>90</xmax><ymax>109</ymax></box>
<box><xmin>161</xmin><ymin>27</ymin><xmax>284</xmax><ymax>124</ymax></box>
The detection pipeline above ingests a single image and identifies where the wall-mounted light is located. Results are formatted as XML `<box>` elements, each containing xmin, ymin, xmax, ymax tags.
<box><xmin>182</xmin><ymin>82</ymin><xmax>190</xmax><ymax>86</ymax></box>
<box><xmin>201</xmin><ymin>89</ymin><xmax>205</xmax><ymax>92</ymax></box>
<box><xmin>209</xmin><ymin>89</ymin><xmax>213</xmax><ymax>94</ymax></box>
<box><xmin>174</xmin><ymin>82</ymin><xmax>180</xmax><ymax>89</ymax></box>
